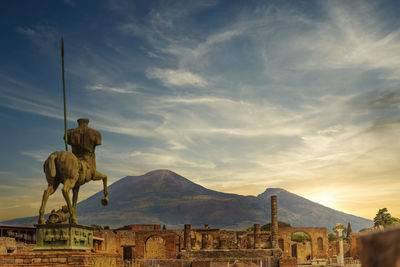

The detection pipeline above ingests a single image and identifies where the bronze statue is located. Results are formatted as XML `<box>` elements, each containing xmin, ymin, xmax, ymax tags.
<box><xmin>46</xmin><ymin>205</ymin><xmax>70</xmax><ymax>224</ymax></box>
<box><xmin>38</xmin><ymin>118</ymin><xmax>108</xmax><ymax>225</ymax></box>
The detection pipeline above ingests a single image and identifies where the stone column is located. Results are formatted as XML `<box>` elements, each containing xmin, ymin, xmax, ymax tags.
<box><xmin>254</xmin><ymin>224</ymin><xmax>261</xmax><ymax>248</ymax></box>
<box><xmin>271</xmin><ymin>195</ymin><xmax>279</xmax><ymax>248</ymax></box>
<box><xmin>236</xmin><ymin>233</ymin><xmax>242</xmax><ymax>249</ymax></box>
<box><xmin>201</xmin><ymin>233</ymin><xmax>208</xmax><ymax>249</ymax></box>
<box><xmin>334</xmin><ymin>224</ymin><xmax>344</xmax><ymax>266</ymax></box>
<box><xmin>184</xmin><ymin>224</ymin><xmax>191</xmax><ymax>251</ymax></box>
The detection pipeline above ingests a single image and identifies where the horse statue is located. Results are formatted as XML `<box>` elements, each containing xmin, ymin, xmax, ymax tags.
<box><xmin>38</xmin><ymin>118</ymin><xmax>108</xmax><ymax>225</ymax></box>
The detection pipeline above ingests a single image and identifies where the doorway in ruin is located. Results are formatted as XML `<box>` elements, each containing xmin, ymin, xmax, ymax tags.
<box><xmin>291</xmin><ymin>244</ymin><xmax>297</xmax><ymax>258</ymax></box>
<box><xmin>290</xmin><ymin>231</ymin><xmax>312</xmax><ymax>264</ymax></box>
<box><xmin>123</xmin><ymin>246</ymin><xmax>132</xmax><ymax>261</ymax></box>
<box><xmin>145</xmin><ymin>235</ymin><xmax>166</xmax><ymax>259</ymax></box>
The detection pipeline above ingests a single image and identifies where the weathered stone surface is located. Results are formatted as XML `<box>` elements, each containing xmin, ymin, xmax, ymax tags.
<box><xmin>35</xmin><ymin>224</ymin><xmax>93</xmax><ymax>251</ymax></box>
<box><xmin>0</xmin><ymin>237</ymin><xmax>16</xmax><ymax>254</ymax></box>
<box><xmin>271</xmin><ymin>195</ymin><xmax>279</xmax><ymax>249</ymax></box>
<box><xmin>180</xmin><ymin>248</ymin><xmax>281</xmax><ymax>260</ymax></box>
<box><xmin>278</xmin><ymin>227</ymin><xmax>328</xmax><ymax>259</ymax></box>
<box><xmin>279</xmin><ymin>257</ymin><xmax>297</xmax><ymax>267</ymax></box>
<box><xmin>349</xmin><ymin>233</ymin><xmax>361</xmax><ymax>259</ymax></box>
<box><xmin>0</xmin><ymin>251</ymin><xmax>121</xmax><ymax>267</ymax></box>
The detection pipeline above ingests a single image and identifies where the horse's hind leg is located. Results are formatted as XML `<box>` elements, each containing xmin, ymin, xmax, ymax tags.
<box><xmin>38</xmin><ymin>181</ymin><xmax>59</xmax><ymax>224</ymax></box>
<box><xmin>61</xmin><ymin>179</ymin><xmax>75</xmax><ymax>224</ymax></box>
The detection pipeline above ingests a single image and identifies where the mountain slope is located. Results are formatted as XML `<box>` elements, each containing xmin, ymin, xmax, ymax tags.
<box><xmin>258</xmin><ymin>188</ymin><xmax>371</xmax><ymax>231</ymax></box>
<box><xmin>1</xmin><ymin>170</ymin><xmax>372</xmax><ymax>231</ymax></box>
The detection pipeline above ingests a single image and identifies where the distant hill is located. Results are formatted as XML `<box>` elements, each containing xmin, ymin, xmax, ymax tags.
<box><xmin>1</xmin><ymin>170</ymin><xmax>372</xmax><ymax>231</ymax></box>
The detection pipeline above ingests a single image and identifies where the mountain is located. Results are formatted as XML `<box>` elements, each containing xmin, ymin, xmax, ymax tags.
<box><xmin>1</xmin><ymin>170</ymin><xmax>372</xmax><ymax>231</ymax></box>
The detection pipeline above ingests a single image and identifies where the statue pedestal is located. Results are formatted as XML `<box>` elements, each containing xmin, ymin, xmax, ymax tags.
<box><xmin>34</xmin><ymin>224</ymin><xmax>93</xmax><ymax>250</ymax></box>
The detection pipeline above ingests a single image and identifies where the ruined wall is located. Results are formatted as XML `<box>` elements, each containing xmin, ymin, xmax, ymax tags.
<box><xmin>327</xmin><ymin>239</ymin><xmax>352</xmax><ymax>260</ymax></box>
<box><xmin>133</xmin><ymin>230</ymin><xmax>178</xmax><ymax>259</ymax></box>
<box><xmin>128</xmin><ymin>258</ymin><xmax>277</xmax><ymax>267</ymax></box>
<box><xmin>0</xmin><ymin>251</ymin><xmax>121</xmax><ymax>267</ymax></box>
<box><xmin>296</xmin><ymin>241</ymin><xmax>311</xmax><ymax>263</ymax></box>
<box><xmin>187</xmin><ymin>227</ymin><xmax>272</xmax><ymax>251</ymax></box>
<box><xmin>328</xmin><ymin>240</ymin><xmax>336</xmax><ymax>258</ymax></box>
<box><xmin>180</xmin><ymin>248</ymin><xmax>281</xmax><ymax>267</ymax></box>
<box><xmin>130</xmin><ymin>224</ymin><xmax>161</xmax><ymax>231</ymax></box>
<box><xmin>349</xmin><ymin>233</ymin><xmax>362</xmax><ymax>259</ymax></box>
<box><xmin>94</xmin><ymin>229</ymin><xmax>118</xmax><ymax>254</ymax></box>
<box><xmin>279</xmin><ymin>257</ymin><xmax>297</xmax><ymax>267</ymax></box>
<box><xmin>278</xmin><ymin>227</ymin><xmax>328</xmax><ymax>259</ymax></box>
<box><xmin>0</xmin><ymin>237</ymin><xmax>16</xmax><ymax>254</ymax></box>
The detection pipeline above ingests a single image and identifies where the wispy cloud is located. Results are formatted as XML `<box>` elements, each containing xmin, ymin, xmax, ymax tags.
<box><xmin>21</xmin><ymin>150</ymin><xmax>50</xmax><ymax>162</ymax></box>
<box><xmin>278</xmin><ymin>1</ymin><xmax>400</xmax><ymax>80</ymax></box>
<box><xmin>146</xmin><ymin>68</ymin><xmax>208</xmax><ymax>87</ymax></box>
<box><xmin>86</xmin><ymin>84</ymin><xmax>141</xmax><ymax>94</ymax></box>
<box><xmin>16</xmin><ymin>25</ymin><xmax>58</xmax><ymax>51</ymax></box>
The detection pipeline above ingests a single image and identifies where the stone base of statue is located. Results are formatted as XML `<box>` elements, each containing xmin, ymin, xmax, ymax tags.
<box><xmin>34</xmin><ymin>224</ymin><xmax>93</xmax><ymax>250</ymax></box>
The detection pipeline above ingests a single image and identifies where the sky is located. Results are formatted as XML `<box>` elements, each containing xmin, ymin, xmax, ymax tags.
<box><xmin>0</xmin><ymin>0</ymin><xmax>400</xmax><ymax>222</ymax></box>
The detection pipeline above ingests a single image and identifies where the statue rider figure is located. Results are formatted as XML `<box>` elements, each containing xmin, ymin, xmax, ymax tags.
<box><xmin>65</xmin><ymin>118</ymin><xmax>108</xmax><ymax>204</ymax></box>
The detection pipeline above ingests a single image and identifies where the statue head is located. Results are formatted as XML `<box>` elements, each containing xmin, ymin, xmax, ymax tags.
<box><xmin>77</xmin><ymin>118</ymin><xmax>89</xmax><ymax>127</ymax></box>
<box><xmin>61</xmin><ymin>205</ymin><xmax>69</xmax><ymax>213</ymax></box>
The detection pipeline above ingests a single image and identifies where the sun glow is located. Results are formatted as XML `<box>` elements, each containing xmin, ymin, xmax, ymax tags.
<box><xmin>310</xmin><ymin>193</ymin><xmax>336</xmax><ymax>208</ymax></box>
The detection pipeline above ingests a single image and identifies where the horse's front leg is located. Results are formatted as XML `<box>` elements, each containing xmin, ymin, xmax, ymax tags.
<box><xmin>94</xmin><ymin>171</ymin><xmax>108</xmax><ymax>206</ymax></box>
<box><xmin>72</xmin><ymin>185</ymin><xmax>80</xmax><ymax>224</ymax></box>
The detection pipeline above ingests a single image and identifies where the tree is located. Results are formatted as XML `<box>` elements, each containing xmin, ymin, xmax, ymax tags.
<box><xmin>291</xmin><ymin>232</ymin><xmax>311</xmax><ymax>242</ymax></box>
<box><xmin>328</xmin><ymin>233</ymin><xmax>336</xmax><ymax>242</ymax></box>
<box><xmin>346</xmin><ymin>222</ymin><xmax>352</xmax><ymax>238</ymax></box>
<box><xmin>374</xmin><ymin>208</ymin><xmax>393</xmax><ymax>227</ymax></box>
<box><xmin>390</xmin><ymin>216</ymin><xmax>400</xmax><ymax>225</ymax></box>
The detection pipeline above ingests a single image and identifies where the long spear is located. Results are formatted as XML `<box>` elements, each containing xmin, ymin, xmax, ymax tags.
<box><xmin>61</xmin><ymin>38</ymin><xmax>68</xmax><ymax>151</ymax></box>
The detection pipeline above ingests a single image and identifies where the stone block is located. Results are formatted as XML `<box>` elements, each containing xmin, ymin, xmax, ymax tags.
<box><xmin>279</xmin><ymin>257</ymin><xmax>297</xmax><ymax>267</ymax></box>
<box><xmin>0</xmin><ymin>237</ymin><xmax>17</xmax><ymax>254</ymax></box>
<box><xmin>32</xmin><ymin>257</ymin><xmax>42</xmax><ymax>263</ymax></box>
<box><xmin>23</xmin><ymin>258</ymin><xmax>33</xmax><ymax>264</ymax></box>
<box><xmin>0</xmin><ymin>257</ymin><xmax>14</xmax><ymax>264</ymax></box>
<box><xmin>15</xmin><ymin>258</ymin><xmax>24</xmax><ymax>264</ymax></box>
<box><xmin>35</xmin><ymin>224</ymin><xmax>93</xmax><ymax>251</ymax></box>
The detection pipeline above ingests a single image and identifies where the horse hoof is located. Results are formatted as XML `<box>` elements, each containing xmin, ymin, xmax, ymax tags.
<box><xmin>101</xmin><ymin>198</ymin><xmax>108</xmax><ymax>206</ymax></box>
<box><xmin>38</xmin><ymin>218</ymin><xmax>45</xmax><ymax>225</ymax></box>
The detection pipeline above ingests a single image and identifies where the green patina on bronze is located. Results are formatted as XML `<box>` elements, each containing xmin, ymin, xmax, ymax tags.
<box><xmin>34</xmin><ymin>224</ymin><xmax>94</xmax><ymax>250</ymax></box>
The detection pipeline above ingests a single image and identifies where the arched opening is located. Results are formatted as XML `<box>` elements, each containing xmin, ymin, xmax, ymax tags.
<box><xmin>317</xmin><ymin>237</ymin><xmax>323</xmax><ymax>251</ymax></box>
<box><xmin>278</xmin><ymin>238</ymin><xmax>284</xmax><ymax>251</ymax></box>
<box><xmin>145</xmin><ymin>235</ymin><xmax>166</xmax><ymax>259</ymax></box>
<box><xmin>290</xmin><ymin>231</ymin><xmax>312</xmax><ymax>264</ymax></box>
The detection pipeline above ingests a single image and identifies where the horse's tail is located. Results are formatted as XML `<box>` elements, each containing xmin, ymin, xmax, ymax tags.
<box><xmin>47</xmin><ymin>153</ymin><xmax>57</xmax><ymax>178</ymax></box>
